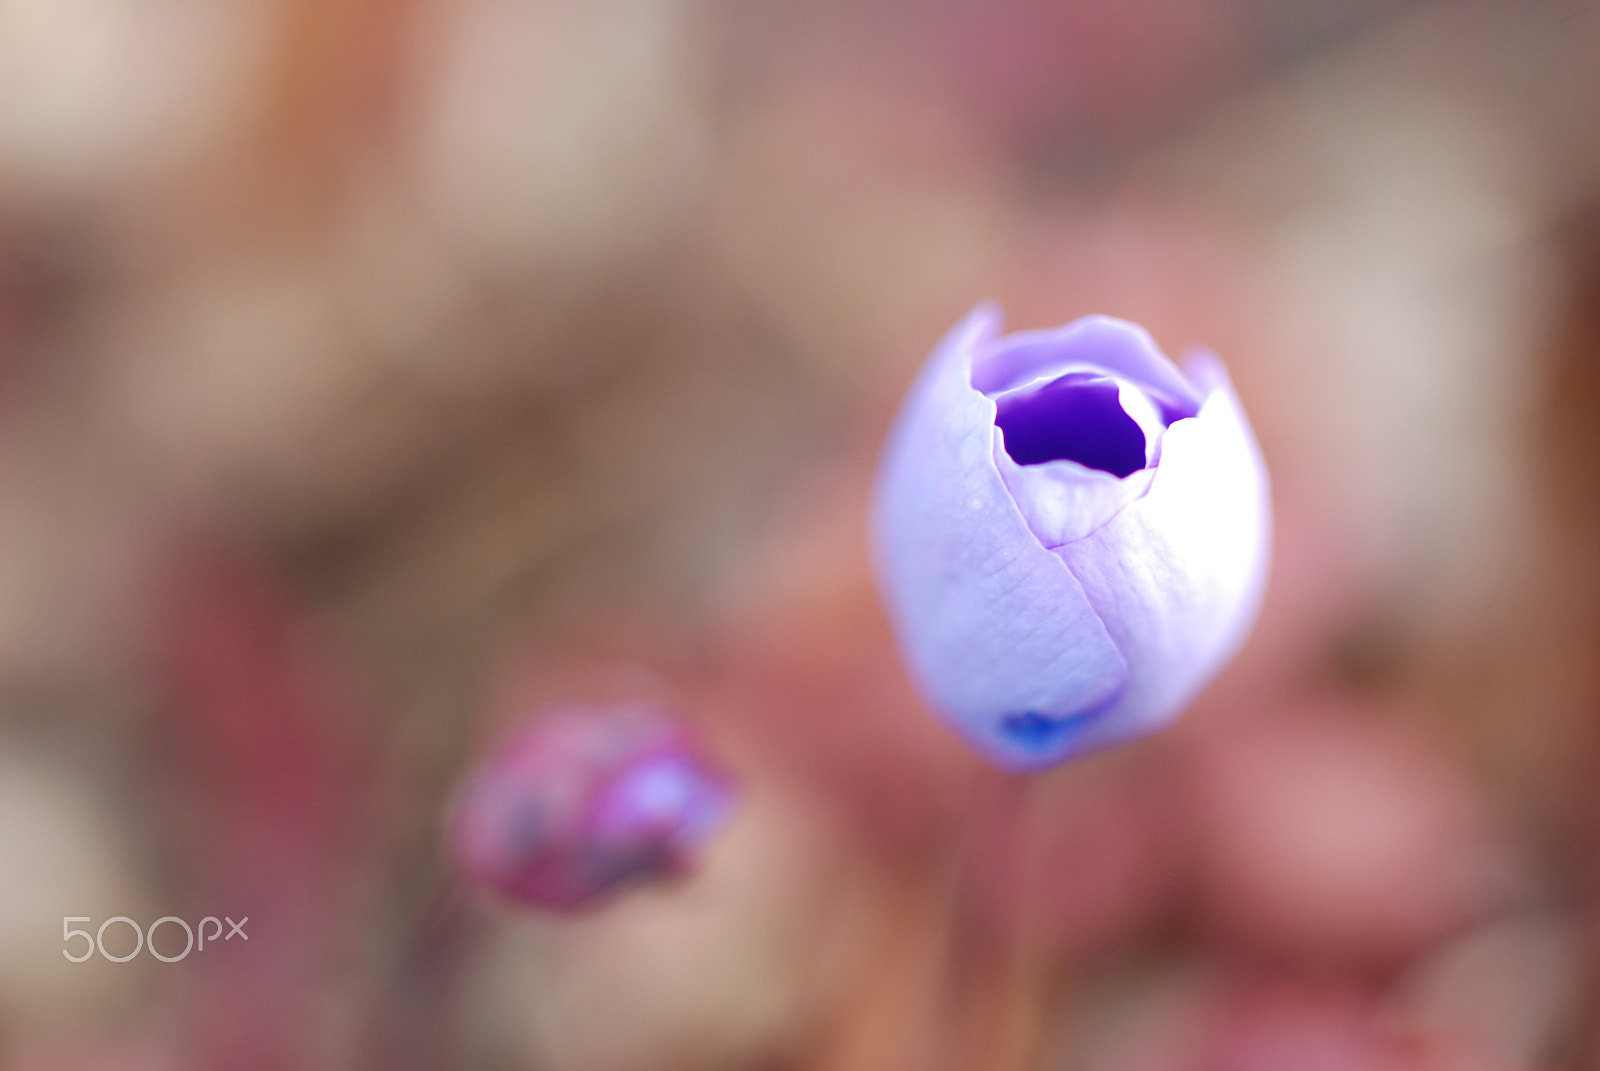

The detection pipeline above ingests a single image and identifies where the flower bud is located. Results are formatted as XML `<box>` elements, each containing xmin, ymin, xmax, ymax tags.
<box><xmin>448</xmin><ymin>705</ymin><xmax>735</xmax><ymax>910</ymax></box>
<box><xmin>872</xmin><ymin>305</ymin><xmax>1269</xmax><ymax>769</ymax></box>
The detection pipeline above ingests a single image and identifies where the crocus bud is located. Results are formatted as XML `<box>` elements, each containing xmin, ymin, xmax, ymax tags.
<box><xmin>872</xmin><ymin>305</ymin><xmax>1269</xmax><ymax>769</ymax></box>
<box><xmin>448</xmin><ymin>705</ymin><xmax>735</xmax><ymax>910</ymax></box>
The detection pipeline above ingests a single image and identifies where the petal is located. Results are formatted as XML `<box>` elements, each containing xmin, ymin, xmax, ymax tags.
<box><xmin>1051</xmin><ymin>367</ymin><xmax>1271</xmax><ymax>759</ymax></box>
<box><xmin>974</xmin><ymin>315</ymin><xmax>1204</xmax><ymax>423</ymax></box>
<box><xmin>993</xmin><ymin>438</ymin><xmax>1157</xmax><ymax>547</ymax></box>
<box><xmin>873</xmin><ymin>305</ymin><xmax>1131</xmax><ymax>768</ymax></box>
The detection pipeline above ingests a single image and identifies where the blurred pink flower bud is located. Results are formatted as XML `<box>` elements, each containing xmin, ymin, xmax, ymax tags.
<box><xmin>448</xmin><ymin>705</ymin><xmax>735</xmax><ymax>910</ymax></box>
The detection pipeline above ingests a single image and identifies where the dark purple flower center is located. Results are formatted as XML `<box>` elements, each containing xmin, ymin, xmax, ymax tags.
<box><xmin>994</xmin><ymin>372</ymin><xmax>1147</xmax><ymax>478</ymax></box>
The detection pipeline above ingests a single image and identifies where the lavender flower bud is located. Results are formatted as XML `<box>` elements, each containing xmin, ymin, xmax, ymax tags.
<box><xmin>872</xmin><ymin>305</ymin><xmax>1270</xmax><ymax>770</ymax></box>
<box><xmin>448</xmin><ymin>705</ymin><xmax>735</xmax><ymax>910</ymax></box>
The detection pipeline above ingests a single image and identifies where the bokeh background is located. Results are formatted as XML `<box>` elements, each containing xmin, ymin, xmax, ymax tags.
<box><xmin>2</xmin><ymin>0</ymin><xmax>1599</xmax><ymax>1068</ymax></box>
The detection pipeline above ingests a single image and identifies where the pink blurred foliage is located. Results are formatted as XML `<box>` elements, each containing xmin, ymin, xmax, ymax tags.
<box><xmin>931</xmin><ymin>0</ymin><xmax>1250</xmax><ymax>140</ymax></box>
<box><xmin>701</xmin><ymin>464</ymin><xmax>975</xmax><ymax>859</ymax></box>
<box><xmin>470</xmin><ymin>463</ymin><xmax>975</xmax><ymax>865</ymax></box>
<box><xmin>158</xmin><ymin>547</ymin><xmax>368</xmax><ymax>824</ymax></box>
<box><xmin>0</xmin><ymin>232</ymin><xmax>17</xmax><ymax>410</ymax></box>
<box><xmin>969</xmin><ymin>753</ymin><xmax>1184</xmax><ymax>960</ymax></box>
<box><xmin>756</xmin><ymin>0</ymin><xmax>1252</xmax><ymax>150</ymax></box>
<box><xmin>4</xmin><ymin>1044</ymin><xmax>183</xmax><ymax>1071</ymax></box>
<box><xmin>148</xmin><ymin>541</ymin><xmax>382</xmax><ymax>1070</ymax></box>
<box><xmin>476</xmin><ymin>619</ymin><xmax>693</xmax><ymax>735</ymax></box>
<box><xmin>1193</xmin><ymin>979</ymin><xmax>1527</xmax><ymax>1071</ymax></box>
<box><xmin>1201</xmin><ymin>981</ymin><xmax>1408</xmax><ymax>1071</ymax></box>
<box><xmin>1187</xmin><ymin>694</ymin><xmax>1517</xmax><ymax>968</ymax></box>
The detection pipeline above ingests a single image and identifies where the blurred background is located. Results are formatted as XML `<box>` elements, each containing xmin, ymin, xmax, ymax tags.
<box><xmin>2</xmin><ymin>0</ymin><xmax>1599</xmax><ymax>1067</ymax></box>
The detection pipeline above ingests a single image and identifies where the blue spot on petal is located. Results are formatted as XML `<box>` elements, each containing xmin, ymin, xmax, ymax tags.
<box><xmin>999</xmin><ymin>710</ymin><xmax>1098</xmax><ymax>756</ymax></box>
